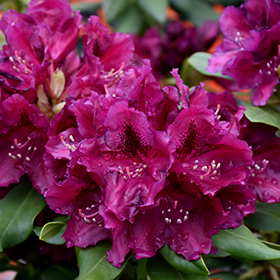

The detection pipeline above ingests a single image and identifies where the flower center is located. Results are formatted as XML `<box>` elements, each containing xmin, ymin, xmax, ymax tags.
<box><xmin>8</xmin><ymin>131</ymin><xmax>39</xmax><ymax>162</ymax></box>
<box><xmin>100</xmin><ymin>62</ymin><xmax>125</xmax><ymax>86</ymax></box>
<box><xmin>118</xmin><ymin>122</ymin><xmax>146</xmax><ymax>158</ymax></box>
<box><xmin>161</xmin><ymin>197</ymin><xmax>190</xmax><ymax>225</ymax></box>
<box><xmin>10</xmin><ymin>51</ymin><xmax>34</xmax><ymax>75</ymax></box>
<box><xmin>78</xmin><ymin>201</ymin><xmax>103</xmax><ymax>227</ymax></box>
<box><xmin>177</xmin><ymin>120</ymin><xmax>206</xmax><ymax>158</ymax></box>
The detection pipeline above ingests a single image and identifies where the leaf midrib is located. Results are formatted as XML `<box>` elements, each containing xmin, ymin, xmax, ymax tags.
<box><xmin>79</xmin><ymin>254</ymin><xmax>107</xmax><ymax>280</ymax></box>
<box><xmin>215</xmin><ymin>230</ymin><xmax>280</xmax><ymax>259</ymax></box>
<box><xmin>0</xmin><ymin>188</ymin><xmax>35</xmax><ymax>246</ymax></box>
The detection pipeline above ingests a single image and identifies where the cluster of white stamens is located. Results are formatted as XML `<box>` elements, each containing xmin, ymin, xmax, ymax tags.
<box><xmin>162</xmin><ymin>200</ymin><xmax>189</xmax><ymax>224</ymax></box>
<box><xmin>248</xmin><ymin>159</ymin><xmax>269</xmax><ymax>178</ymax></box>
<box><xmin>10</xmin><ymin>51</ymin><xmax>34</xmax><ymax>74</ymax></box>
<box><xmin>183</xmin><ymin>159</ymin><xmax>221</xmax><ymax>180</ymax></box>
<box><xmin>78</xmin><ymin>200</ymin><xmax>103</xmax><ymax>227</ymax></box>
<box><xmin>60</xmin><ymin>135</ymin><xmax>77</xmax><ymax>152</ymax></box>
<box><xmin>259</xmin><ymin>56</ymin><xmax>279</xmax><ymax>76</ymax></box>
<box><xmin>8</xmin><ymin>136</ymin><xmax>37</xmax><ymax>162</ymax></box>
<box><xmin>118</xmin><ymin>162</ymin><xmax>147</xmax><ymax>181</ymax></box>
<box><xmin>234</xmin><ymin>31</ymin><xmax>245</xmax><ymax>49</ymax></box>
<box><xmin>100</xmin><ymin>62</ymin><xmax>125</xmax><ymax>88</ymax></box>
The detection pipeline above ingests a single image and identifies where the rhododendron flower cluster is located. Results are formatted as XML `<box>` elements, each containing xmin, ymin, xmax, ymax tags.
<box><xmin>208</xmin><ymin>0</ymin><xmax>280</xmax><ymax>106</ymax></box>
<box><xmin>1</xmin><ymin>0</ymin><xmax>280</xmax><ymax>270</ymax></box>
<box><xmin>132</xmin><ymin>20</ymin><xmax>220</xmax><ymax>79</ymax></box>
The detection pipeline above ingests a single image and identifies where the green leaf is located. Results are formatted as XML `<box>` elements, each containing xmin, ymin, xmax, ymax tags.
<box><xmin>76</xmin><ymin>240</ymin><xmax>128</xmax><ymax>280</ymax></box>
<box><xmin>186</xmin><ymin>0</ymin><xmax>220</xmax><ymax>25</ymax></box>
<box><xmin>159</xmin><ymin>245</ymin><xmax>209</xmax><ymax>275</ymax></box>
<box><xmin>39</xmin><ymin>216</ymin><xmax>68</xmax><ymax>245</ymax></box>
<box><xmin>237</xmin><ymin>100</ymin><xmax>280</xmax><ymax>130</ymax></box>
<box><xmin>103</xmin><ymin>0</ymin><xmax>128</xmax><ymax>22</ymax></box>
<box><xmin>255</xmin><ymin>202</ymin><xmax>280</xmax><ymax>214</ymax></box>
<box><xmin>188</xmin><ymin>52</ymin><xmax>232</xmax><ymax>80</ymax></box>
<box><xmin>146</xmin><ymin>253</ymin><xmax>208</xmax><ymax>280</ymax></box>
<box><xmin>170</xmin><ymin>0</ymin><xmax>191</xmax><ymax>13</ymax></box>
<box><xmin>41</xmin><ymin>264</ymin><xmax>78</xmax><ymax>280</ymax></box>
<box><xmin>137</xmin><ymin>258</ymin><xmax>147</xmax><ymax>280</ymax></box>
<box><xmin>71</xmin><ymin>2</ymin><xmax>100</xmax><ymax>13</ymax></box>
<box><xmin>112</xmin><ymin>6</ymin><xmax>143</xmax><ymax>34</ymax></box>
<box><xmin>244</xmin><ymin>203</ymin><xmax>280</xmax><ymax>231</ymax></box>
<box><xmin>0</xmin><ymin>182</ymin><xmax>46</xmax><ymax>251</ymax></box>
<box><xmin>137</xmin><ymin>0</ymin><xmax>168</xmax><ymax>23</ymax></box>
<box><xmin>212</xmin><ymin>225</ymin><xmax>280</xmax><ymax>260</ymax></box>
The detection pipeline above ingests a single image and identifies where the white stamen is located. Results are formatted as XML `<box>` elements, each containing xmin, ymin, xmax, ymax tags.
<box><xmin>177</xmin><ymin>219</ymin><xmax>182</xmax><ymax>224</ymax></box>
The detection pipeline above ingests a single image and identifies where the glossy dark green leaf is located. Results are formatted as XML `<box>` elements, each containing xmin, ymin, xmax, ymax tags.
<box><xmin>137</xmin><ymin>0</ymin><xmax>167</xmax><ymax>23</ymax></box>
<box><xmin>188</xmin><ymin>52</ymin><xmax>232</xmax><ymax>80</ymax></box>
<box><xmin>146</xmin><ymin>253</ymin><xmax>208</xmax><ymax>280</ymax></box>
<box><xmin>39</xmin><ymin>216</ymin><xmax>68</xmax><ymax>245</ymax></box>
<box><xmin>212</xmin><ymin>225</ymin><xmax>280</xmax><ymax>260</ymax></box>
<box><xmin>255</xmin><ymin>202</ymin><xmax>280</xmax><ymax>214</ymax></box>
<box><xmin>159</xmin><ymin>245</ymin><xmax>209</xmax><ymax>275</ymax></box>
<box><xmin>103</xmin><ymin>0</ymin><xmax>128</xmax><ymax>22</ymax></box>
<box><xmin>238</xmin><ymin>100</ymin><xmax>280</xmax><ymax>130</ymax></box>
<box><xmin>137</xmin><ymin>258</ymin><xmax>147</xmax><ymax>280</ymax></box>
<box><xmin>0</xmin><ymin>182</ymin><xmax>46</xmax><ymax>251</ymax></box>
<box><xmin>76</xmin><ymin>240</ymin><xmax>128</xmax><ymax>280</ymax></box>
<box><xmin>245</xmin><ymin>206</ymin><xmax>280</xmax><ymax>231</ymax></box>
<box><xmin>41</xmin><ymin>264</ymin><xmax>78</xmax><ymax>280</ymax></box>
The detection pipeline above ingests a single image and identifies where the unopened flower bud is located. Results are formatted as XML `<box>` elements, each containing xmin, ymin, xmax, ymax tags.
<box><xmin>50</xmin><ymin>68</ymin><xmax>65</xmax><ymax>101</ymax></box>
<box><xmin>37</xmin><ymin>85</ymin><xmax>51</xmax><ymax>115</ymax></box>
<box><xmin>52</xmin><ymin>101</ymin><xmax>66</xmax><ymax>115</ymax></box>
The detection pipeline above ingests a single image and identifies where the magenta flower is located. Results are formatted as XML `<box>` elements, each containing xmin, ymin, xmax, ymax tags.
<box><xmin>132</xmin><ymin>20</ymin><xmax>219</xmax><ymax>79</ymax></box>
<box><xmin>45</xmin><ymin>164</ymin><xmax>110</xmax><ymax>248</ymax></box>
<box><xmin>208</xmin><ymin>0</ymin><xmax>280</xmax><ymax>105</ymax></box>
<box><xmin>77</xmin><ymin>101</ymin><xmax>175</xmax><ymax>221</ymax></box>
<box><xmin>102</xmin><ymin>173</ymin><xmax>255</xmax><ymax>268</ymax></box>
<box><xmin>243</xmin><ymin>123</ymin><xmax>280</xmax><ymax>203</ymax></box>
<box><xmin>0</xmin><ymin>94</ymin><xmax>51</xmax><ymax>193</ymax></box>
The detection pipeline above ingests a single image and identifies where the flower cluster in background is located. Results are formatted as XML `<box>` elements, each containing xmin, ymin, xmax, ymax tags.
<box><xmin>1</xmin><ymin>0</ymin><xmax>280</xmax><ymax>279</ymax></box>
<box><xmin>208</xmin><ymin>0</ymin><xmax>280</xmax><ymax>106</ymax></box>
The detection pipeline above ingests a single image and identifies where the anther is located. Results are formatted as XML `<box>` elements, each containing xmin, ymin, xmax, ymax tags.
<box><xmin>69</xmin><ymin>135</ymin><xmax>75</xmax><ymax>142</ymax></box>
<box><xmin>25</xmin><ymin>157</ymin><xmax>30</xmax><ymax>161</ymax></box>
<box><xmin>193</xmin><ymin>165</ymin><xmax>198</xmax><ymax>170</ymax></box>
<box><xmin>177</xmin><ymin>219</ymin><xmax>182</xmax><ymax>224</ymax></box>
<box><xmin>17</xmin><ymin>154</ymin><xmax>22</xmax><ymax>158</ymax></box>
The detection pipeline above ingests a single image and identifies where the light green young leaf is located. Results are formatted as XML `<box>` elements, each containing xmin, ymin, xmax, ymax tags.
<box><xmin>0</xmin><ymin>182</ymin><xmax>46</xmax><ymax>251</ymax></box>
<box><xmin>212</xmin><ymin>225</ymin><xmax>280</xmax><ymax>260</ymax></box>
<box><xmin>238</xmin><ymin>100</ymin><xmax>280</xmax><ymax>130</ymax></box>
<box><xmin>188</xmin><ymin>52</ymin><xmax>232</xmax><ymax>79</ymax></box>
<box><xmin>76</xmin><ymin>240</ymin><xmax>128</xmax><ymax>280</ymax></box>
<box><xmin>147</xmin><ymin>253</ymin><xmax>208</xmax><ymax>280</ymax></box>
<box><xmin>39</xmin><ymin>216</ymin><xmax>68</xmax><ymax>245</ymax></box>
<box><xmin>159</xmin><ymin>245</ymin><xmax>209</xmax><ymax>275</ymax></box>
